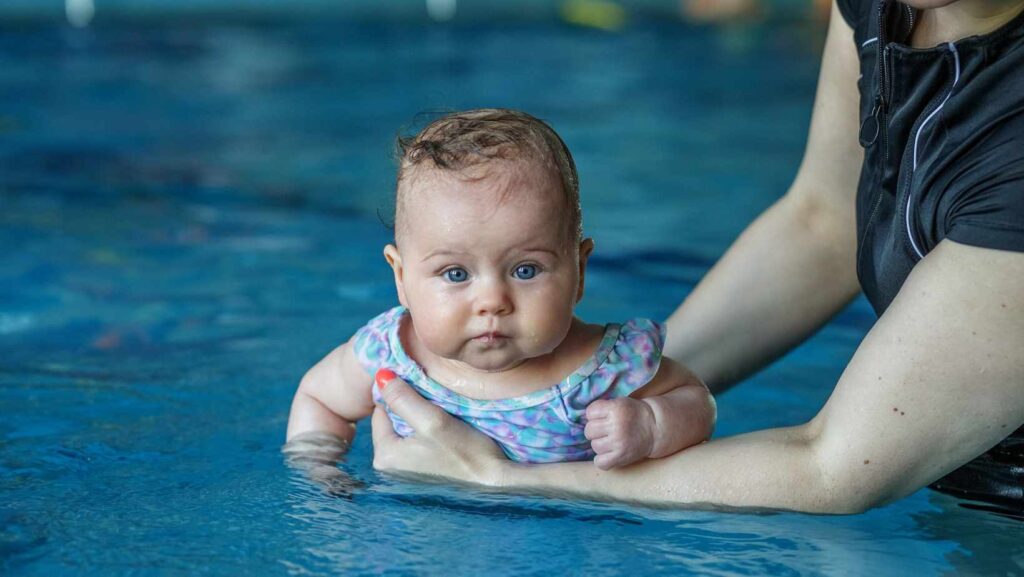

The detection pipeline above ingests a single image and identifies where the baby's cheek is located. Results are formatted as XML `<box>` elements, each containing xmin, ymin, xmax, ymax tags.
<box><xmin>532</xmin><ymin>313</ymin><xmax>573</xmax><ymax>353</ymax></box>
<box><xmin>409</xmin><ymin>311</ymin><xmax>461</xmax><ymax>357</ymax></box>
<box><xmin>420</xmin><ymin>328</ymin><xmax>461</xmax><ymax>358</ymax></box>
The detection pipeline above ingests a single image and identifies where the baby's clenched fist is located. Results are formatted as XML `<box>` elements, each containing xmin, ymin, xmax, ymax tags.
<box><xmin>584</xmin><ymin>397</ymin><xmax>657</xmax><ymax>470</ymax></box>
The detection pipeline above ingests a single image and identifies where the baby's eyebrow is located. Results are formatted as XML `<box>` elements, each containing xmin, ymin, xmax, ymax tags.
<box><xmin>517</xmin><ymin>247</ymin><xmax>560</xmax><ymax>258</ymax></box>
<box><xmin>419</xmin><ymin>249</ymin><xmax>470</xmax><ymax>262</ymax></box>
<box><xmin>418</xmin><ymin>245</ymin><xmax>562</xmax><ymax>263</ymax></box>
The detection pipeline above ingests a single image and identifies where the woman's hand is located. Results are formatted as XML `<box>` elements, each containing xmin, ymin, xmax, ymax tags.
<box><xmin>371</xmin><ymin>373</ymin><xmax>509</xmax><ymax>486</ymax></box>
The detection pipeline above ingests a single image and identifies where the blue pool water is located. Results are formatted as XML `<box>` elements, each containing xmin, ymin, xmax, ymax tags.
<box><xmin>1</xmin><ymin>15</ymin><xmax>1021</xmax><ymax>576</ymax></box>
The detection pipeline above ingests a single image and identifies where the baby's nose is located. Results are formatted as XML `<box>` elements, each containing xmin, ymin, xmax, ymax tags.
<box><xmin>475</xmin><ymin>278</ymin><xmax>513</xmax><ymax>316</ymax></box>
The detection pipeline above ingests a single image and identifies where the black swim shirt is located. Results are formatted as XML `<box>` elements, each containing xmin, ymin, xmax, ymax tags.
<box><xmin>836</xmin><ymin>0</ymin><xmax>1024</xmax><ymax>514</ymax></box>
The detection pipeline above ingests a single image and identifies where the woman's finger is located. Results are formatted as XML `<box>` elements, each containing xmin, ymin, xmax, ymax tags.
<box><xmin>370</xmin><ymin>405</ymin><xmax>404</xmax><ymax>471</ymax></box>
<box><xmin>376</xmin><ymin>370</ymin><xmax>450</xmax><ymax>437</ymax></box>
<box><xmin>371</xmin><ymin>404</ymin><xmax>400</xmax><ymax>443</ymax></box>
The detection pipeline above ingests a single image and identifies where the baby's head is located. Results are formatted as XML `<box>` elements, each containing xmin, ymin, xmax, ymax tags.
<box><xmin>393</xmin><ymin>108</ymin><xmax>582</xmax><ymax>247</ymax></box>
<box><xmin>384</xmin><ymin>108</ymin><xmax>594</xmax><ymax>373</ymax></box>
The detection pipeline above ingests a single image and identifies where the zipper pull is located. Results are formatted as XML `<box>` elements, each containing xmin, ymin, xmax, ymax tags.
<box><xmin>859</xmin><ymin>99</ymin><xmax>881</xmax><ymax>147</ymax></box>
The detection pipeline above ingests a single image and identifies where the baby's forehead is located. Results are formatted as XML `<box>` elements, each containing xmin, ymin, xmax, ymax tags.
<box><xmin>395</xmin><ymin>159</ymin><xmax>567</xmax><ymax>240</ymax></box>
<box><xmin>398</xmin><ymin>158</ymin><xmax>563</xmax><ymax>213</ymax></box>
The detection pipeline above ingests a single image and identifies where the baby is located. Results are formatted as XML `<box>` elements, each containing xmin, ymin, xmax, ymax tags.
<box><xmin>286</xmin><ymin>109</ymin><xmax>715</xmax><ymax>481</ymax></box>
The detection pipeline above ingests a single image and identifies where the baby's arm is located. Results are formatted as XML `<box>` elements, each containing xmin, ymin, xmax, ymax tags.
<box><xmin>584</xmin><ymin>358</ymin><xmax>716</xmax><ymax>470</ymax></box>
<box><xmin>284</xmin><ymin>340</ymin><xmax>376</xmax><ymax>494</ymax></box>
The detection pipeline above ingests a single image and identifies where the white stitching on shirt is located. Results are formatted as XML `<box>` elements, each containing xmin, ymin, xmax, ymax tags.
<box><xmin>906</xmin><ymin>42</ymin><xmax>961</xmax><ymax>260</ymax></box>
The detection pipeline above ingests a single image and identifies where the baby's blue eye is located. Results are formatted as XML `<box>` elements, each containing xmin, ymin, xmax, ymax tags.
<box><xmin>444</xmin><ymin>268</ymin><xmax>468</xmax><ymax>283</ymax></box>
<box><xmin>514</xmin><ymin>265</ymin><xmax>537</xmax><ymax>280</ymax></box>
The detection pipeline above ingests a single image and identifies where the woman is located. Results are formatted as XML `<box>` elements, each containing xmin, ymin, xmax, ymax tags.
<box><xmin>369</xmin><ymin>0</ymin><xmax>1024</xmax><ymax>515</ymax></box>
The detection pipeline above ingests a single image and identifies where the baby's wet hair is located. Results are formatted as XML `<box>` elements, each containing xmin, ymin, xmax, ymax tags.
<box><xmin>393</xmin><ymin>108</ymin><xmax>581</xmax><ymax>245</ymax></box>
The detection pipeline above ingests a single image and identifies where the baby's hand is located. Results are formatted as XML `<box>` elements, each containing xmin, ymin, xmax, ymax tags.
<box><xmin>584</xmin><ymin>397</ymin><xmax>656</xmax><ymax>470</ymax></box>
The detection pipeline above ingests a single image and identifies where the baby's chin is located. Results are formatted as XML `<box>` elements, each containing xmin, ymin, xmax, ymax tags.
<box><xmin>434</xmin><ymin>339</ymin><xmax>559</xmax><ymax>373</ymax></box>
<box><xmin>456</xmin><ymin>354</ymin><xmax>529</xmax><ymax>374</ymax></box>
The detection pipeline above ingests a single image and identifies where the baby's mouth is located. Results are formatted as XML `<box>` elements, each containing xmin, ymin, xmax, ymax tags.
<box><xmin>472</xmin><ymin>331</ymin><xmax>509</xmax><ymax>345</ymax></box>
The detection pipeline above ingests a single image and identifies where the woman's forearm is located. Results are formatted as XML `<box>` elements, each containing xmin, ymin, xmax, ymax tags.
<box><xmin>369</xmin><ymin>362</ymin><xmax>926</xmax><ymax>515</ymax></box>
<box><xmin>665</xmin><ymin>193</ymin><xmax>860</xmax><ymax>393</ymax></box>
<box><xmin>497</xmin><ymin>424</ymin><xmax>862</xmax><ymax>513</ymax></box>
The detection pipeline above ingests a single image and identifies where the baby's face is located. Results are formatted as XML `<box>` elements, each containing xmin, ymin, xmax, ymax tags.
<box><xmin>386</xmin><ymin>161</ymin><xmax>588</xmax><ymax>373</ymax></box>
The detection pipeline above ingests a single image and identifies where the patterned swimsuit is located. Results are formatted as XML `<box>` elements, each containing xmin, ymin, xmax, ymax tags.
<box><xmin>352</xmin><ymin>306</ymin><xmax>665</xmax><ymax>464</ymax></box>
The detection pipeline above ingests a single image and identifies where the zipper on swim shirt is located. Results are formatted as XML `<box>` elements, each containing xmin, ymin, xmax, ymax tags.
<box><xmin>860</xmin><ymin>0</ymin><xmax>891</xmax><ymax>147</ymax></box>
<box><xmin>860</xmin><ymin>1</ymin><xmax>914</xmax><ymax>153</ymax></box>
<box><xmin>903</xmin><ymin>3</ymin><xmax>916</xmax><ymax>33</ymax></box>
<box><xmin>859</xmin><ymin>0</ymin><xmax>896</xmax><ymax>252</ymax></box>
<box><xmin>876</xmin><ymin>0</ymin><xmax>889</xmax><ymax>114</ymax></box>
<box><xmin>874</xmin><ymin>1</ymin><xmax>915</xmax><ymax>115</ymax></box>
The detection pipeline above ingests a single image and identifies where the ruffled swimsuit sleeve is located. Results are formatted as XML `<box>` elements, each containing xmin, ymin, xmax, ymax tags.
<box><xmin>351</xmin><ymin>306</ymin><xmax>405</xmax><ymax>377</ymax></box>
<box><xmin>350</xmin><ymin>306</ymin><xmax>412</xmax><ymax>423</ymax></box>
<box><xmin>559</xmin><ymin>318</ymin><xmax>666</xmax><ymax>417</ymax></box>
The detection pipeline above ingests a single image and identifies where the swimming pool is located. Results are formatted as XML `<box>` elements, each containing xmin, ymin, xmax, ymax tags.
<box><xmin>1</xmin><ymin>12</ymin><xmax>1021</xmax><ymax>576</ymax></box>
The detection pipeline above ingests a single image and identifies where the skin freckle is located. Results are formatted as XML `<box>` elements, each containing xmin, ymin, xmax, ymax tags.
<box><xmin>893</xmin><ymin>407</ymin><xmax>898</xmax><ymax>412</ymax></box>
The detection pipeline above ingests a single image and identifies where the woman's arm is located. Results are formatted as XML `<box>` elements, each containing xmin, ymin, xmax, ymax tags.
<box><xmin>665</xmin><ymin>0</ymin><xmax>864</xmax><ymax>392</ymax></box>
<box><xmin>372</xmin><ymin>240</ymin><xmax>1024</xmax><ymax>512</ymax></box>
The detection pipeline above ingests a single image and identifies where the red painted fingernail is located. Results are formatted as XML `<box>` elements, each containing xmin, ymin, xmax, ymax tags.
<box><xmin>375</xmin><ymin>368</ymin><xmax>397</xmax><ymax>390</ymax></box>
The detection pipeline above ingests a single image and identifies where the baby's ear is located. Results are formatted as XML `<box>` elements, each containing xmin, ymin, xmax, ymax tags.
<box><xmin>383</xmin><ymin>245</ymin><xmax>409</xmax><ymax>308</ymax></box>
<box><xmin>576</xmin><ymin>238</ymin><xmax>595</xmax><ymax>303</ymax></box>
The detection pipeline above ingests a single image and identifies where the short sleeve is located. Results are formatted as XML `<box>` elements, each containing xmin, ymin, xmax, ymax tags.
<box><xmin>567</xmin><ymin>318</ymin><xmax>666</xmax><ymax>407</ymax></box>
<box><xmin>947</xmin><ymin>214</ymin><xmax>1024</xmax><ymax>252</ymax></box>
<box><xmin>350</xmin><ymin>306</ymin><xmax>404</xmax><ymax>376</ymax></box>
<box><xmin>942</xmin><ymin>118</ymin><xmax>1024</xmax><ymax>253</ymax></box>
<box><xmin>835</xmin><ymin>0</ymin><xmax>872</xmax><ymax>30</ymax></box>
<box><xmin>353</xmin><ymin>307</ymin><xmax>418</xmax><ymax>431</ymax></box>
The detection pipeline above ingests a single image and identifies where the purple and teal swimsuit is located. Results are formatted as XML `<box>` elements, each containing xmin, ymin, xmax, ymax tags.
<box><xmin>353</xmin><ymin>306</ymin><xmax>665</xmax><ymax>464</ymax></box>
